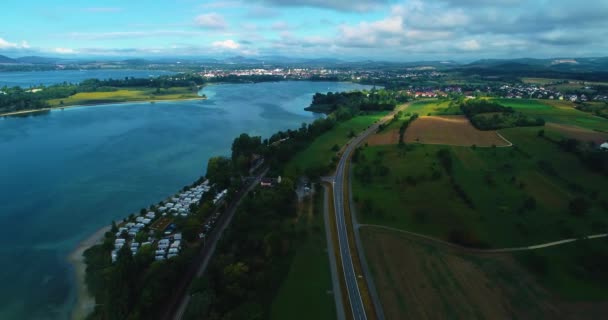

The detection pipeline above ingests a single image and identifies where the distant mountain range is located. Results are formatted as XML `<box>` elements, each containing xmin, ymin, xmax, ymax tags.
<box><xmin>2</xmin><ymin>54</ymin><xmax>608</xmax><ymax>73</ymax></box>
<box><xmin>464</xmin><ymin>57</ymin><xmax>608</xmax><ymax>72</ymax></box>
<box><xmin>0</xmin><ymin>55</ymin><xmax>17</xmax><ymax>63</ymax></box>
<box><xmin>0</xmin><ymin>55</ymin><xmax>66</xmax><ymax>64</ymax></box>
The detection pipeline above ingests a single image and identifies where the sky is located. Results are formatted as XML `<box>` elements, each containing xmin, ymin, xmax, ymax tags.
<box><xmin>1</xmin><ymin>0</ymin><xmax>607</xmax><ymax>61</ymax></box>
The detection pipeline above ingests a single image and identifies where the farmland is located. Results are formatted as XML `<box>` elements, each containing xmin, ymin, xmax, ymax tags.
<box><xmin>361</xmin><ymin>228</ymin><xmax>562</xmax><ymax>320</ymax></box>
<box><xmin>352</xmin><ymin>97</ymin><xmax>608</xmax><ymax>317</ymax></box>
<box><xmin>362</xmin><ymin>227</ymin><xmax>608</xmax><ymax>319</ymax></box>
<box><xmin>492</xmin><ymin>99</ymin><xmax>608</xmax><ymax>131</ymax></box>
<box><xmin>403</xmin><ymin>116</ymin><xmax>511</xmax><ymax>147</ymax></box>
<box><xmin>352</xmin><ymin>127</ymin><xmax>608</xmax><ymax>248</ymax></box>
<box><xmin>545</xmin><ymin>123</ymin><xmax>608</xmax><ymax>144</ymax></box>
<box><xmin>367</xmin><ymin>115</ymin><xmax>511</xmax><ymax>147</ymax></box>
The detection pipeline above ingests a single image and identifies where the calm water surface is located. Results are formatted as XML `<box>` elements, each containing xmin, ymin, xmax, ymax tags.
<box><xmin>0</xmin><ymin>80</ymin><xmax>373</xmax><ymax>319</ymax></box>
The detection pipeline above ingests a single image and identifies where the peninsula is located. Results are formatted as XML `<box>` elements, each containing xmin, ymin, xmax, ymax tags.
<box><xmin>0</xmin><ymin>74</ymin><xmax>206</xmax><ymax>116</ymax></box>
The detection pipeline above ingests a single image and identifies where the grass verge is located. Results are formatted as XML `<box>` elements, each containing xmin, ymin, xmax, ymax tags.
<box><xmin>270</xmin><ymin>188</ymin><xmax>337</xmax><ymax>320</ymax></box>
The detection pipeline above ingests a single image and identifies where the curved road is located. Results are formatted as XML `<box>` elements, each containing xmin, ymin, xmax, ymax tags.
<box><xmin>333</xmin><ymin>116</ymin><xmax>390</xmax><ymax>320</ymax></box>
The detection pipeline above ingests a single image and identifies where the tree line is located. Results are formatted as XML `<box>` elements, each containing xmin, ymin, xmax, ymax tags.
<box><xmin>305</xmin><ymin>88</ymin><xmax>408</xmax><ymax>114</ymax></box>
<box><xmin>461</xmin><ymin>99</ymin><xmax>545</xmax><ymax>130</ymax></box>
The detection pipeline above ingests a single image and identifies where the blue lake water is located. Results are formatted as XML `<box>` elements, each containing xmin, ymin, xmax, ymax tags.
<box><xmin>0</xmin><ymin>80</ymin><xmax>373</xmax><ymax>319</ymax></box>
<box><xmin>0</xmin><ymin>69</ymin><xmax>175</xmax><ymax>87</ymax></box>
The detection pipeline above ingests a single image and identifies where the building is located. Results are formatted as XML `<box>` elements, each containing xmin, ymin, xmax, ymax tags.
<box><xmin>260</xmin><ymin>178</ymin><xmax>274</xmax><ymax>187</ymax></box>
<box><xmin>600</xmin><ymin>142</ymin><xmax>608</xmax><ymax>151</ymax></box>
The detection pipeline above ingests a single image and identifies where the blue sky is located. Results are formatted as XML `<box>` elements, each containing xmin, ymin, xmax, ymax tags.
<box><xmin>1</xmin><ymin>0</ymin><xmax>607</xmax><ymax>61</ymax></box>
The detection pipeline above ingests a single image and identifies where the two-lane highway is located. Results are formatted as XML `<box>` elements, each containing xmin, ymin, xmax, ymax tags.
<box><xmin>332</xmin><ymin>117</ymin><xmax>389</xmax><ymax>320</ymax></box>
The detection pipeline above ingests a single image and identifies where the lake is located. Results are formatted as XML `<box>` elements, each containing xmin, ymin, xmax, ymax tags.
<box><xmin>0</xmin><ymin>80</ymin><xmax>374</xmax><ymax>319</ymax></box>
<box><xmin>0</xmin><ymin>69</ymin><xmax>175</xmax><ymax>87</ymax></box>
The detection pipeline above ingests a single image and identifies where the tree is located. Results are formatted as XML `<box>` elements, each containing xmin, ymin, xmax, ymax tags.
<box><xmin>183</xmin><ymin>292</ymin><xmax>213</xmax><ymax>320</ymax></box>
<box><xmin>231</xmin><ymin>133</ymin><xmax>262</xmax><ymax>174</ymax></box>
<box><xmin>182</xmin><ymin>217</ymin><xmax>201</xmax><ymax>242</ymax></box>
<box><xmin>206</xmin><ymin>156</ymin><xmax>233</xmax><ymax>188</ymax></box>
<box><xmin>522</xmin><ymin>196</ymin><xmax>537</xmax><ymax>211</ymax></box>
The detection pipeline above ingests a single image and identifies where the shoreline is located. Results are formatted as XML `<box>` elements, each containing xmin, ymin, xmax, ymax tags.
<box><xmin>68</xmin><ymin>225</ymin><xmax>112</xmax><ymax>320</ymax></box>
<box><xmin>0</xmin><ymin>96</ymin><xmax>207</xmax><ymax>118</ymax></box>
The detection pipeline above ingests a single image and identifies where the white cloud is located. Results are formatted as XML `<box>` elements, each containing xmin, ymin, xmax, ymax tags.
<box><xmin>66</xmin><ymin>30</ymin><xmax>209</xmax><ymax>40</ymax></box>
<box><xmin>83</xmin><ymin>7</ymin><xmax>122</xmax><ymax>13</ymax></box>
<box><xmin>212</xmin><ymin>39</ymin><xmax>240</xmax><ymax>50</ymax></box>
<box><xmin>338</xmin><ymin>15</ymin><xmax>404</xmax><ymax>47</ymax></box>
<box><xmin>54</xmin><ymin>47</ymin><xmax>77</xmax><ymax>54</ymax></box>
<box><xmin>461</xmin><ymin>39</ymin><xmax>481</xmax><ymax>51</ymax></box>
<box><xmin>0</xmin><ymin>38</ymin><xmax>30</xmax><ymax>49</ymax></box>
<box><xmin>271</xmin><ymin>21</ymin><xmax>293</xmax><ymax>31</ymax></box>
<box><xmin>199</xmin><ymin>1</ymin><xmax>242</xmax><ymax>9</ymax></box>
<box><xmin>195</xmin><ymin>13</ymin><xmax>228</xmax><ymax>29</ymax></box>
<box><xmin>256</xmin><ymin>0</ymin><xmax>389</xmax><ymax>12</ymax></box>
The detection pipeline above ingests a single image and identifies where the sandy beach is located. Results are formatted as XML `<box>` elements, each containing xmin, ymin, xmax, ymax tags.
<box><xmin>68</xmin><ymin>225</ymin><xmax>112</xmax><ymax>320</ymax></box>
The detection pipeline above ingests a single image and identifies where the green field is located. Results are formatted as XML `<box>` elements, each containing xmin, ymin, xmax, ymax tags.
<box><xmin>493</xmin><ymin>99</ymin><xmax>608</xmax><ymax>131</ymax></box>
<box><xmin>516</xmin><ymin>238</ymin><xmax>608</xmax><ymax>300</ymax></box>
<box><xmin>284</xmin><ymin>112</ymin><xmax>387</xmax><ymax>177</ymax></box>
<box><xmin>407</xmin><ymin>99</ymin><xmax>462</xmax><ymax>116</ymax></box>
<box><xmin>46</xmin><ymin>87</ymin><xmax>200</xmax><ymax>107</ymax></box>
<box><xmin>352</xmin><ymin>127</ymin><xmax>608</xmax><ymax>248</ymax></box>
<box><xmin>270</xmin><ymin>190</ymin><xmax>336</xmax><ymax>320</ymax></box>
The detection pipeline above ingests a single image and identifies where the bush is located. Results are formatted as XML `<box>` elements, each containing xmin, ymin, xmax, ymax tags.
<box><xmin>569</xmin><ymin>197</ymin><xmax>590</xmax><ymax>217</ymax></box>
<box><xmin>436</xmin><ymin>148</ymin><xmax>453</xmax><ymax>175</ymax></box>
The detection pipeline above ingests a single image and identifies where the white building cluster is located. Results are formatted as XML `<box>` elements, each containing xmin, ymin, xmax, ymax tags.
<box><xmin>110</xmin><ymin>179</ymin><xmax>227</xmax><ymax>263</ymax></box>
<box><xmin>159</xmin><ymin>180</ymin><xmax>211</xmax><ymax>217</ymax></box>
<box><xmin>155</xmin><ymin>233</ymin><xmax>182</xmax><ymax>261</ymax></box>
<box><xmin>213</xmin><ymin>189</ymin><xmax>228</xmax><ymax>205</ymax></box>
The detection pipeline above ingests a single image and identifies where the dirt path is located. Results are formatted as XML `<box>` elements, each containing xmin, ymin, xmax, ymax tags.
<box><xmin>358</xmin><ymin>224</ymin><xmax>608</xmax><ymax>254</ymax></box>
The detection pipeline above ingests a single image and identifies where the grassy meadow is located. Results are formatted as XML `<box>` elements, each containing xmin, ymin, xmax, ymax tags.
<box><xmin>352</xmin><ymin>126</ymin><xmax>608</xmax><ymax>248</ymax></box>
<box><xmin>515</xmin><ymin>238</ymin><xmax>608</xmax><ymax>301</ymax></box>
<box><xmin>407</xmin><ymin>100</ymin><xmax>462</xmax><ymax>116</ymax></box>
<box><xmin>284</xmin><ymin>112</ymin><xmax>387</xmax><ymax>177</ymax></box>
<box><xmin>270</xmin><ymin>189</ymin><xmax>336</xmax><ymax>320</ymax></box>
<box><xmin>492</xmin><ymin>98</ymin><xmax>608</xmax><ymax>131</ymax></box>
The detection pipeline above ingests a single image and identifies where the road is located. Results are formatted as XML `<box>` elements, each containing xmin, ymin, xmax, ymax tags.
<box><xmin>332</xmin><ymin>115</ymin><xmax>391</xmax><ymax>320</ymax></box>
<box><xmin>322</xmin><ymin>185</ymin><xmax>346</xmax><ymax>320</ymax></box>
<box><xmin>164</xmin><ymin>168</ymin><xmax>268</xmax><ymax>320</ymax></box>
